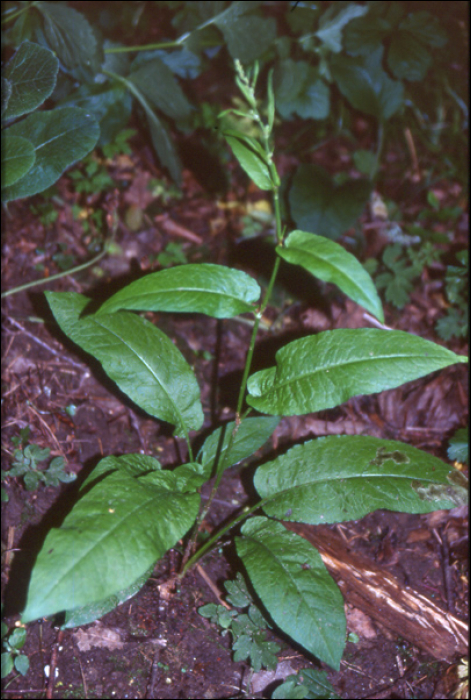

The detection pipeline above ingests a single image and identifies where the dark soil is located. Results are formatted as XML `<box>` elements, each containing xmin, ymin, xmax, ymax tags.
<box><xmin>2</xmin><ymin>8</ymin><xmax>469</xmax><ymax>699</ymax></box>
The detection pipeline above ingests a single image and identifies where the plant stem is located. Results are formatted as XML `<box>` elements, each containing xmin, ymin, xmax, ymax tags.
<box><xmin>181</xmin><ymin>66</ymin><xmax>285</xmax><ymax>574</ymax></box>
<box><xmin>180</xmin><ymin>499</ymin><xmax>268</xmax><ymax>577</ymax></box>
<box><xmin>1</xmin><ymin>246</ymin><xmax>109</xmax><ymax>299</ymax></box>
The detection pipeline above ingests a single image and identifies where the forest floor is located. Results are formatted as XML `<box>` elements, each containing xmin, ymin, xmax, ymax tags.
<box><xmin>1</xmin><ymin>40</ymin><xmax>469</xmax><ymax>700</ymax></box>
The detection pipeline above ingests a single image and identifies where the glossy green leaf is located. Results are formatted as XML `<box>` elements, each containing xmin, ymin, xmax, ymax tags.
<box><xmin>255</xmin><ymin>436</ymin><xmax>468</xmax><ymax>525</ymax></box>
<box><xmin>198</xmin><ymin>416</ymin><xmax>280</xmax><ymax>478</ymax></box>
<box><xmin>236</xmin><ymin>517</ymin><xmax>346</xmax><ymax>670</ymax></box>
<box><xmin>2</xmin><ymin>41</ymin><xmax>59</xmax><ymax>120</ymax></box>
<box><xmin>1</xmin><ymin>108</ymin><xmax>99</xmax><ymax>203</ymax></box>
<box><xmin>1</xmin><ymin>134</ymin><xmax>35</xmax><ymax>188</ymax></box>
<box><xmin>80</xmin><ymin>453</ymin><xmax>162</xmax><ymax>491</ymax></box>
<box><xmin>247</xmin><ymin>328</ymin><xmax>467</xmax><ymax>416</ymax></box>
<box><xmin>289</xmin><ymin>164</ymin><xmax>371</xmax><ymax>240</ymax></box>
<box><xmin>277</xmin><ymin>230</ymin><xmax>384</xmax><ymax>322</ymax></box>
<box><xmin>98</xmin><ymin>264</ymin><xmax>260</xmax><ymax>318</ymax></box>
<box><xmin>223</xmin><ymin>132</ymin><xmax>274</xmax><ymax>191</ymax></box>
<box><xmin>22</xmin><ymin>467</ymin><xmax>200</xmax><ymax>622</ymax></box>
<box><xmin>46</xmin><ymin>292</ymin><xmax>203</xmax><ymax>437</ymax></box>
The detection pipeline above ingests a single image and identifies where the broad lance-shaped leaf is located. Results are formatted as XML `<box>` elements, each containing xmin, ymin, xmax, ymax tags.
<box><xmin>247</xmin><ymin>328</ymin><xmax>467</xmax><ymax>416</ymax></box>
<box><xmin>97</xmin><ymin>264</ymin><xmax>260</xmax><ymax>318</ymax></box>
<box><xmin>255</xmin><ymin>436</ymin><xmax>468</xmax><ymax>525</ymax></box>
<box><xmin>236</xmin><ymin>517</ymin><xmax>346</xmax><ymax>670</ymax></box>
<box><xmin>277</xmin><ymin>230</ymin><xmax>384</xmax><ymax>322</ymax></box>
<box><xmin>46</xmin><ymin>292</ymin><xmax>203</xmax><ymax>437</ymax></box>
<box><xmin>197</xmin><ymin>416</ymin><xmax>280</xmax><ymax>479</ymax></box>
<box><xmin>22</xmin><ymin>466</ymin><xmax>200</xmax><ymax>622</ymax></box>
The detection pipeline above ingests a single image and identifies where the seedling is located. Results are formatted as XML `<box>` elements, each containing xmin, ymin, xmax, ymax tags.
<box><xmin>199</xmin><ymin>573</ymin><xmax>281</xmax><ymax>672</ymax></box>
<box><xmin>1</xmin><ymin>623</ymin><xmax>29</xmax><ymax>678</ymax></box>
<box><xmin>20</xmin><ymin>62</ymin><xmax>468</xmax><ymax>673</ymax></box>
<box><xmin>3</xmin><ymin>443</ymin><xmax>76</xmax><ymax>492</ymax></box>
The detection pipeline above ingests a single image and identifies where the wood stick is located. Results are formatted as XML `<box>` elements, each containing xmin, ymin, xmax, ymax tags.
<box><xmin>283</xmin><ymin>522</ymin><xmax>468</xmax><ymax>662</ymax></box>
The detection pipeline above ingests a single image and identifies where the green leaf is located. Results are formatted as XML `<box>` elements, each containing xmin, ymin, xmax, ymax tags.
<box><xmin>35</xmin><ymin>1</ymin><xmax>102</xmax><ymax>81</ymax></box>
<box><xmin>399</xmin><ymin>11</ymin><xmax>447</xmax><ymax>48</ymax></box>
<box><xmin>97</xmin><ymin>264</ymin><xmax>260</xmax><ymax>318</ymax></box>
<box><xmin>1</xmin><ymin>652</ymin><xmax>14</xmax><ymax>678</ymax></box>
<box><xmin>146</xmin><ymin>109</ymin><xmax>182</xmax><ymax>184</ymax></box>
<box><xmin>315</xmin><ymin>3</ymin><xmax>369</xmax><ymax>52</ymax></box>
<box><xmin>272</xmin><ymin>678</ymin><xmax>307</xmax><ymax>699</ymax></box>
<box><xmin>344</xmin><ymin>15</ymin><xmax>391</xmax><ymax>56</ymax></box>
<box><xmin>448</xmin><ymin>428</ymin><xmax>468</xmax><ymax>464</ymax></box>
<box><xmin>62</xmin><ymin>563</ymin><xmax>155</xmax><ymax>629</ymax></box>
<box><xmin>198</xmin><ymin>416</ymin><xmax>280</xmax><ymax>478</ymax></box>
<box><xmin>14</xmin><ymin>655</ymin><xmax>29</xmax><ymax>677</ymax></box>
<box><xmin>275</xmin><ymin>60</ymin><xmax>330</xmax><ymax>121</ymax></box>
<box><xmin>213</xmin><ymin>2</ymin><xmax>277</xmax><ymax>64</ymax></box>
<box><xmin>290</xmin><ymin>668</ymin><xmax>342</xmax><ymax>700</ymax></box>
<box><xmin>255</xmin><ymin>436</ymin><xmax>467</xmax><ymax>525</ymax></box>
<box><xmin>247</xmin><ymin>328</ymin><xmax>466</xmax><ymax>416</ymax></box>
<box><xmin>388</xmin><ymin>31</ymin><xmax>432</xmax><ymax>82</ymax></box>
<box><xmin>1</xmin><ymin>134</ymin><xmax>35</xmax><ymax>187</ymax></box>
<box><xmin>46</xmin><ymin>292</ymin><xmax>203</xmax><ymax>437</ymax></box>
<box><xmin>58</xmin><ymin>80</ymin><xmax>133</xmax><ymax>147</ymax></box>
<box><xmin>277</xmin><ymin>230</ymin><xmax>384</xmax><ymax>322</ymax></box>
<box><xmin>129</xmin><ymin>57</ymin><xmax>194</xmax><ymax>121</ymax></box>
<box><xmin>289</xmin><ymin>164</ymin><xmax>371</xmax><ymax>240</ymax></box>
<box><xmin>236</xmin><ymin>517</ymin><xmax>346</xmax><ymax>670</ymax></box>
<box><xmin>223</xmin><ymin>132</ymin><xmax>274</xmax><ymax>190</ymax></box>
<box><xmin>1</xmin><ymin>41</ymin><xmax>58</xmax><ymax>120</ymax></box>
<box><xmin>331</xmin><ymin>47</ymin><xmax>403</xmax><ymax>121</ymax></box>
<box><xmin>81</xmin><ymin>453</ymin><xmax>162</xmax><ymax>491</ymax></box>
<box><xmin>22</xmin><ymin>467</ymin><xmax>200</xmax><ymax>622</ymax></box>
<box><xmin>1</xmin><ymin>108</ymin><xmax>99</xmax><ymax>203</ymax></box>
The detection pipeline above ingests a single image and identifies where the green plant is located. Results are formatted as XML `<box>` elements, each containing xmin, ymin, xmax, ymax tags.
<box><xmin>448</xmin><ymin>428</ymin><xmax>468</xmax><ymax>465</ymax></box>
<box><xmin>435</xmin><ymin>250</ymin><xmax>468</xmax><ymax>341</ymax></box>
<box><xmin>199</xmin><ymin>573</ymin><xmax>281</xmax><ymax>672</ymax></box>
<box><xmin>2</xmin><ymin>442</ymin><xmax>76</xmax><ymax>491</ymax></box>
<box><xmin>20</xmin><ymin>62</ymin><xmax>468</xmax><ymax>673</ymax></box>
<box><xmin>1</xmin><ymin>622</ymin><xmax>29</xmax><ymax>678</ymax></box>
<box><xmin>272</xmin><ymin>668</ymin><xmax>341</xmax><ymax>700</ymax></box>
<box><xmin>371</xmin><ymin>241</ymin><xmax>441</xmax><ymax>309</ymax></box>
<box><xmin>1</xmin><ymin>40</ymin><xmax>99</xmax><ymax>203</ymax></box>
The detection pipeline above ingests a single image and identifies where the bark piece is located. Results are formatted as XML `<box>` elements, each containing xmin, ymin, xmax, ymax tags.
<box><xmin>284</xmin><ymin>522</ymin><xmax>468</xmax><ymax>662</ymax></box>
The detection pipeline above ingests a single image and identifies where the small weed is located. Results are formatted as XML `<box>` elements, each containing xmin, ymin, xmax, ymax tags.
<box><xmin>157</xmin><ymin>241</ymin><xmax>189</xmax><ymax>268</ymax></box>
<box><xmin>1</xmin><ymin>622</ymin><xmax>29</xmax><ymax>678</ymax></box>
<box><xmin>435</xmin><ymin>250</ymin><xmax>468</xmax><ymax>341</ymax></box>
<box><xmin>271</xmin><ymin>668</ymin><xmax>341</xmax><ymax>699</ymax></box>
<box><xmin>148</xmin><ymin>178</ymin><xmax>183</xmax><ymax>204</ymax></box>
<box><xmin>3</xmin><ymin>441</ymin><xmax>76</xmax><ymax>491</ymax></box>
<box><xmin>369</xmin><ymin>242</ymin><xmax>441</xmax><ymax>309</ymax></box>
<box><xmin>199</xmin><ymin>573</ymin><xmax>281</xmax><ymax>673</ymax></box>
